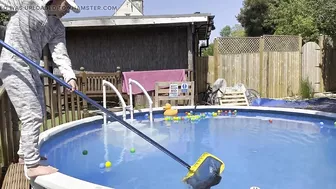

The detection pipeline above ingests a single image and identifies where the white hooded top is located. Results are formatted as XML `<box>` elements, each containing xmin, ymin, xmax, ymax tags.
<box><xmin>0</xmin><ymin>0</ymin><xmax>76</xmax><ymax>83</ymax></box>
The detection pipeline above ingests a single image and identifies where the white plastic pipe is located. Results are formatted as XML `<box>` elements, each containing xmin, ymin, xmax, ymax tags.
<box><xmin>129</xmin><ymin>78</ymin><xmax>153</xmax><ymax>122</ymax></box>
<box><xmin>103</xmin><ymin>84</ymin><xmax>107</xmax><ymax>125</ymax></box>
<box><xmin>102</xmin><ymin>80</ymin><xmax>127</xmax><ymax>125</ymax></box>
<box><xmin>129</xmin><ymin>82</ymin><xmax>133</xmax><ymax>121</ymax></box>
<box><xmin>103</xmin><ymin>120</ymin><xmax>109</xmax><ymax>161</ymax></box>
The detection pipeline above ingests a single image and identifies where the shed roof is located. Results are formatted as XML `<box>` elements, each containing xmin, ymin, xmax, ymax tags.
<box><xmin>61</xmin><ymin>13</ymin><xmax>215</xmax><ymax>40</ymax></box>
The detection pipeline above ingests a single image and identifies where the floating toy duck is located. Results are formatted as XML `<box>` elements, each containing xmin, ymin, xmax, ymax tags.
<box><xmin>163</xmin><ymin>103</ymin><xmax>178</xmax><ymax>116</ymax></box>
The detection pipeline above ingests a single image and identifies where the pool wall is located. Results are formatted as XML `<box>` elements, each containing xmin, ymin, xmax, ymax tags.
<box><xmin>31</xmin><ymin>105</ymin><xmax>336</xmax><ymax>189</ymax></box>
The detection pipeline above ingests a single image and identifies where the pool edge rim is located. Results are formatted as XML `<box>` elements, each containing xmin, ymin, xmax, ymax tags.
<box><xmin>33</xmin><ymin>105</ymin><xmax>336</xmax><ymax>189</ymax></box>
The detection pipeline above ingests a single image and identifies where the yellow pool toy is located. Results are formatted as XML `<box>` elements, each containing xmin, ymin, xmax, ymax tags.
<box><xmin>163</xmin><ymin>103</ymin><xmax>178</xmax><ymax>116</ymax></box>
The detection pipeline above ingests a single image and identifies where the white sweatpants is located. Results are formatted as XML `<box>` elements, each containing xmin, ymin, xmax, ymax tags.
<box><xmin>1</xmin><ymin>61</ymin><xmax>45</xmax><ymax>168</ymax></box>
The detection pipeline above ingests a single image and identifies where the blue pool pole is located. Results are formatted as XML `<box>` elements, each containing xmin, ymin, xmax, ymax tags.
<box><xmin>0</xmin><ymin>40</ymin><xmax>191</xmax><ymax>169</ymax></box>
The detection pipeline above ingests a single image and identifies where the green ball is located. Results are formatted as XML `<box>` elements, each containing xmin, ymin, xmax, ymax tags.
<box><xmin>130</xmin><ymin>148</ymin><xmax>135</xmax><ymax>153</ymax></box>
<box><xmin>82</xmin><ymin>150</ymin><xmax>88</xmax><ymax>155</ymax></box>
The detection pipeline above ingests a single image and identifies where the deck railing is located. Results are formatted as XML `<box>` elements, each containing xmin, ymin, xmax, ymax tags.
<box><xmin>0</xmin><ymin>87</ymin><xmax>19</xmax><ymax>187</ymax></box>
<box><xmin>0</xmin><ymin>87</ymin><xmax>19</xmax><ymax>168</ymax></box>
<box><xmin>42</xmin><ymin>67</ymin><xmax>123</xmax><ymax>127</ymax></box>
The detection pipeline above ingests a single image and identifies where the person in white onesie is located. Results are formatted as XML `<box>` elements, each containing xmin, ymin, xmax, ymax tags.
<box><xmin>0</xmin><ymin>0</ymin><xmax>80</xmax><ymax>178</ymax></box>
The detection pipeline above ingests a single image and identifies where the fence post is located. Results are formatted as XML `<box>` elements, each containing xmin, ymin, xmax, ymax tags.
<box><xmin>116</xmin><ymin>66</ymin><xmax>121</xmax><ymax>80</ymax></box>
<box><xmin>318</xmin><ymin>34</ymin><xmax>325</xmax><ymax>92</ymax></box>
<box><xmin>259</xmin><ymin>36</ymin><xmax>264</xmax><ymax>97</ymax></box>
<box><xmin>116</xmin><ymin>66</ymin><xmax>122</xmax><ymax>93</ymax></box>
<box><xmin>298</xmin><ymin>34</ymin><xmax>303</xmax><ymax>85</ymax></box>
<box><xmin>80</xmin><ymin>67</ymin><xmax>89</xmax><ymax>118</ymax></box>
<box><xmin>42</xmin><ymin>46</ymin><xmax>50</xmax><ymax>131</ymax></box>
<box><xmin>10</xmin><ymin>103</ymin><xmax>19</xmax><ymax>163</ymax></box>
<box><xmin>214</xmin><ymin>38</ymin><xmax>219</xmax><ymax>80</ymax></box>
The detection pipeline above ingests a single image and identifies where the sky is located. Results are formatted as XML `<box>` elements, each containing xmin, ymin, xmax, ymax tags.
<box><xmin>64</xmin><ymin>0</ymin><xmax>244</xmax><ymax>42</ymax></box>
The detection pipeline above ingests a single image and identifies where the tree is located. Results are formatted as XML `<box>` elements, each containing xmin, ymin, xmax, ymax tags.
<box><xmin>202</xmin><ymin>43</ymin><xmax>214</xmax><ymax>56</ymax></box>
<box><xmin>236</xmin><ymin>0</ymin><xmax>276</xmax><ymax>36</ymax></box>
<box><xmin>220</xmin><ymin>24</ymin><xmax>246</xmax><ymax>37</ymax></box>
<box><xmin>311</xmin><ymin>0</ymin><xmax>336</xmax><ymax>37</ymax></box>
<box><xmin>220</xmin><ymin>25</ymin><xmax>231</xmax><ymax>37</ymax></box>
<box><xmin>269</xmin><ymin>0</ymin><xmax>319</xmax><ymax>42</ymax></box>
<box><xmin>0</xmin><ymin>12</ymin><xmax>9</xmax><ymax>25</ymax></box>
<box><xmin>230</xmin><ymin>24</ymin><xmax>246</xmax><ymax>37</ymax></box>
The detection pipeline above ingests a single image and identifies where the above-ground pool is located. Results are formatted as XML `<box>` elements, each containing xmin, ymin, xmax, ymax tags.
<box><xmin>37</xmin><ymin>106</ymin><xmax>336</xmax><ymax>189</ymax></box>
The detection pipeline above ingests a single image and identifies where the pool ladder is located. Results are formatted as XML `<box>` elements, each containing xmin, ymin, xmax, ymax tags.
<box><xmin>102</xmin><ymin>80</ymin><xmax>128</xmax><ymax>125</ymax></box>
<box><xmin>128</xmin><ymin>78</ymin><xmax>153</xmax><ymax>123</ymax></box>
<box><xmin>102</xmin><ymin>79</ymin><xmax>153</xmax><ymax>125</ymax></box>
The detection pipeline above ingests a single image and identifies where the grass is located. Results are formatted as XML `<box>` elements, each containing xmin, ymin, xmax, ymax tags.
<box><xmin>299</xmin><ymin>77</ymin><xmax>314</xmax><ymax>99</ymax></box>
<box><xmin>134</xmin><ymin>105</ymin><xmax>146</xmax><ymax>110</ymax></box>
<box><xmin>42</xmin><ymin>110</ymin><xmax>81</xmax><ymax>131</ymax></box>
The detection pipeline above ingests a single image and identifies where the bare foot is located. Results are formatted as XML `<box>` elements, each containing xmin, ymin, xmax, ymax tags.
<box><xmin>18</xmin><ymin>156</ymin><xmax>47</xmax><ymax>165</ymax></box>
<box><xmin>27</xmin><ymin>165</ymin><xmax>58</xmax><ymax>178</ymax></box>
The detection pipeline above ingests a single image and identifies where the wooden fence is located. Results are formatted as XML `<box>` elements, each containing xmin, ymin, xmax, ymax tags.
<box><xmin>199</xmin><ymin>34</ymin><xmax>336</xmax><ymax>98</ymax></box>
<box><xmin>320</xmin><ymin>35</ymin><xmax>336</xmax><ymax>92</ymax></box>
<box><xmin>0</xmin><ymin>88</ymin><xmax>19</xmax><ymax>173</ymax></box>
<box><xmin>211</xmin><ymin>35</ymin><xmax>303</xmax><ymax>98</ymax></box>
<box><xmin>302</xmin><ymin>41</ymin><xmax>323</xmax><ymax>93</ymax></box>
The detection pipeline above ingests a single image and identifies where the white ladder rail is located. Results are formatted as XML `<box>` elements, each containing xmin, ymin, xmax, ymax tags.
<box><xmin>102</xmin><ymin>80</ymin><xmax>127</xmax><ymax>125</ymax></box>
<box><xmin>128</xmin><ymin>78</ymin><xmax>153</xmax><ymax>122</ymax></box>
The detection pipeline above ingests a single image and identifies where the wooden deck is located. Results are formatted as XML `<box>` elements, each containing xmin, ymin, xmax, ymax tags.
<box><xmin>1</xmin><ymin>163</ymin><xmax>30</xmax><ymax>189</ymax></box>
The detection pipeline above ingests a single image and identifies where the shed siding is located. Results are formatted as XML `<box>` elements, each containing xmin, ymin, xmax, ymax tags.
<box><xmin>65</xmin><ymin>25</ymin><xmax>188</xmax><ymax>72</ymax></box>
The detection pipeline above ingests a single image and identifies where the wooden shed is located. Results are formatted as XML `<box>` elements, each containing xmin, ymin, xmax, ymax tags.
<box><xmin>48</xmin><ymin>13</ymin><xmax>215</xmax><ymax>74</ymax></box>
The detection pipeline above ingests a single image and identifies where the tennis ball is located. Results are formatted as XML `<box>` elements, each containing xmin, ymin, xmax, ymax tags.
<box><xmin>105</xmin><ymin>161</ymin><xmax>112</xmax><ymax>168</ymax></box>
<box><xmin>82</xmin><ymin>150</ymin><xmax>88</xmax><ymax>155</ymax></box>
<box><xmin>130</xmin><ymin>148</ymin><xmax>135</xmax><ymax>153</ymax></box>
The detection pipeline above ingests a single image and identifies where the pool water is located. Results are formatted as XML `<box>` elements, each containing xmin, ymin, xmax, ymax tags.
<box><xmin>40</xmin><ymin>110</ymin><xmax>336</xmax><ymax>189</ymax></box>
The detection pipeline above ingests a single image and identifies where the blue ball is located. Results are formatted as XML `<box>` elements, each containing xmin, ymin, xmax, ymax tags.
<box><xmin>99</xmin><ymin>163</ymin><xmax>105</xmax><ymax>169</ymax></box>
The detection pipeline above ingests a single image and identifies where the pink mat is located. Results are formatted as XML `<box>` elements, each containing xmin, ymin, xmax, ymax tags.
<box><xmin>122</xmin><ymin>69</ymin><xmax>186</xmax><ymax>94</ymax></box>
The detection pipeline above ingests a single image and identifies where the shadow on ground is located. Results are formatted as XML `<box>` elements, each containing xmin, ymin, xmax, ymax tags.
<box><xmin>252</xmin><ymin>97</ymin><xmax>336</xmax><ymax>113</ymax></box>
